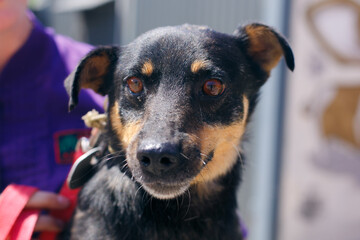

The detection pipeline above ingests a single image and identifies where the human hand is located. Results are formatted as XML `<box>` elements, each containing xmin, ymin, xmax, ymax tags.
<box><xmin>25</xmin><ymin>191</ymin><xmax>70</xmax><ymax>232</ymax></box>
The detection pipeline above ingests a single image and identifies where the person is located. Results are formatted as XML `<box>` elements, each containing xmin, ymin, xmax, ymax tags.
<box><xmin>0</xmin><ymin>0</ymin><xmax>103</xmax><ymax>234</ymax></box>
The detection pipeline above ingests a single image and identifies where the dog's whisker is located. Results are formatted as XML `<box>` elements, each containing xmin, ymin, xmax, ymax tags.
<box><xmin>180</xmin><ymin>191</ymin><xmax>185</xmax><ymax>208</ymax></box>
<box><xmin>99</xmin><ymin>151</ymin><xmax>126</xmax><ymax>162</ymax></box>
<box><xmin>188</xmin><ymin>133</ymin><xmax>201</xmax><ymax>141</ymax></box>
<box><xmin>183</xmin><ymin>189</ymin><xmax>191</xmax><ymax>219</ymax></box>
<box><xmin>135</xmin><ymin>184</ymin><xmax>144</xmax><ymax>199</ymax></box>
<box><xmin>101</xmin><ymin>155</ymin><xmax>123</xmax><ymax>162</ymax></box>
<box><xmin>230</xmin><ymin>142</ymin><xmax>244</xmax><ymax>169</ymax></box>
<box><xmin>101</xmin><ymin>149</ymin><xmax>125</xmax><ymax>158</ymax></box>
<box><xmin>180</xmin><ymin>153</ymin><xmax>190</xmax><ymax>160</ymax></box>
<box><xmin>239</xmin><ymin>154</ymin><xmax>244</xmax><ymax>169</ymax></box>
<box><xmin>199</xmin><ymin>152</ymin><xmax>213</xmax><ymax>173</ymax></box>
<box><xmin>149</xmin><ymin>196</ymin><xmax>155</xmax><ymax>216</ymax></box>
<box><xmin>176</xmin><ymin>196</ymin><xmax>180</xmax><ymax>213</ymax></box>
<box><xmin>184</xmin><ymin>215</ymin><xmax>200</xmax><ymax>222</ymax></box>
<box><xmin>144</xmin><ymin>192</ymin><xmax>152</xmax><ymax>206</ymax></box>
<box><xmin>165</xmin><ymin>199</ymin><xmax>171</xmax><ymax>210</ymax></box>
<box><xmin>200</xmin><ymin>152</ymin><xmax>211</xmax><ymax>167</ymax></box>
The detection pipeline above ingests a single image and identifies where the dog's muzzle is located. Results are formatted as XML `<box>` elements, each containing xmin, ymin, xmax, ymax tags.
<box><xmin>131</xmin><ymin>136</ymin><xmax>200</xmax><ymax>199</ymax></box>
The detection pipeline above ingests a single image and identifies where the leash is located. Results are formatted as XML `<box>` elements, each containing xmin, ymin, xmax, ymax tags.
<box><xmin>0</xmin><ymin>184</ymin><xmax>40</xmax><ymax>240</ymax></box>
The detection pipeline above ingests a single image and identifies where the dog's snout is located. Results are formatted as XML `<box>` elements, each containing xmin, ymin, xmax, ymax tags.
<box><xmin>137</xmin><ymin>141</ymin><xmax>180</xmax><ymax>175</ymax></box>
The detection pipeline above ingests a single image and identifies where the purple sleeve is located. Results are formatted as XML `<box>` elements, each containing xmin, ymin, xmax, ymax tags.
<box><xmin>0</xmin><ymin>13</ymin><xmax>105</xmax><ymax>192</ymax></box>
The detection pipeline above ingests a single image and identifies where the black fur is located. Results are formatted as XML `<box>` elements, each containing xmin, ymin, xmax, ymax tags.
<box><xmin>63</xmin><ymin>23</ymin><xmax>294</xmax><ymax>240</ymax></box>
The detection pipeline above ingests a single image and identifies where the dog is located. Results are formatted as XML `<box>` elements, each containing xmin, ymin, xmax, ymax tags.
<box><xmin>63</xmin><ymin>23</ymin><xmax>294</xmax><ymax>239</ymax></box>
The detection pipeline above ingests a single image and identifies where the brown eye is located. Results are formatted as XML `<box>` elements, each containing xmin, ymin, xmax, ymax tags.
<box><xmin>203</xmin><ymin>79</ymin><xmax>225</xmax><ymax>96</ymax></box>
<box><xmin>127</xmin><ymin>77</ymin><xmax>143</xmax><ymax>94</ymax></box>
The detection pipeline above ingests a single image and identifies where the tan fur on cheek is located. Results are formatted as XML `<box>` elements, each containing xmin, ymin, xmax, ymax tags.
<box><xmin>109</xmin><ymin>102</ymin><xmax>142</xmax><ymax>149</ymax></box>
<box><xmin>192</xmin><ymin>96</ymin><xmax>249</xmax><ymax>183</ymax></box>
<box><xmin>192</xmin><ymin>123</ymin><xmax>245</xmax><ymax>183</ymax></box>
<box><xmin>122</xmin><ymin>122</ymin><xmax>142</xmax><ymax>149</ymax></box>
<box><xmin>110</xmin><ymin>103</ymin><xmax>123</xmax><ymax>146</ymax></box>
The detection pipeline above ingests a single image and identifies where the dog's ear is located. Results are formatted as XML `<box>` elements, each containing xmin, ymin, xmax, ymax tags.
<box><xmin>65</xmin><ymin>46</ymin><xmax>120</xmax><ymax>111</ymax></box>
<box><xmin>234</xmin><ymin>23</ymin><xmax>294</xmax><ymax>76</ymax></box>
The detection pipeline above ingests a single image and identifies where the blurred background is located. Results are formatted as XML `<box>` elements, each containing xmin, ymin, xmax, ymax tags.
<box><xmin>28</xmin><ymin>0</ymin><xmax>360</xmax><ymax>239</ymax></box>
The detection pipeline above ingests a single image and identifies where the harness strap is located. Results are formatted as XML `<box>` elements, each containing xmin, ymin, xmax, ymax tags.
<box><xmin>0</xmin><ymin>184</ymin><xmax>39</xmax><ymax>240</ymax></box>
<box><xmin>39</xmin><ymin>149</ymin><xmax>84</xmax><ymax>240</ymax></box>
<box><xmin>41</xmin><ymin>125</ymin><xmax>103</xmax><ymax>240</ymax></box>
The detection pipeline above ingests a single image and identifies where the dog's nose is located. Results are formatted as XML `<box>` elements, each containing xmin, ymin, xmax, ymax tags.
<box><xmin>137</xmin><ymin>141</ymin><xmax>180</xmax><ymax>175</ymax></box>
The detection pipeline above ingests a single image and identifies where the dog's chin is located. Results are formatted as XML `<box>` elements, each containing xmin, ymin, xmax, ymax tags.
<box><xmin>141</xmin><ymin>182</ymin><xmax>190</xmax><ymax>200</ymax></box>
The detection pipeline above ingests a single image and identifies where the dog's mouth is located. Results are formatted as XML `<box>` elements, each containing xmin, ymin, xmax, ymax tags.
<box><xmin>141</xmin><ymin>181</ymin><xmax>191</xmax><ymax>199</ymax></box>
<box><xmin>130</xmin><ymin>159</ymin><xmax>201</xmax><ymax>199</ymax></box>
<box><xmin>129</xmin><ymin>152</ymin><xmax>211</xmax><ymax>199</ymax></box>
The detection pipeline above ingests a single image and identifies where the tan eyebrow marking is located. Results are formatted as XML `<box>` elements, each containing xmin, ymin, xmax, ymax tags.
<box><xmin>141</xmin><ymin>60</ymin><xmax>154</xmax><ymax>76</ymax></box>
<box><xmin>191</xmin><ymin>60</ymin><xmax>208</xmax><ymax>73</ymax></box>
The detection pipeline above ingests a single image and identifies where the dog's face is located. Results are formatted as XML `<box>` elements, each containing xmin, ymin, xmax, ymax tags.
<box><xmin>65</xmin><ymin>24</ymin><xmax>294</xmax><ymax>199</ymax></box>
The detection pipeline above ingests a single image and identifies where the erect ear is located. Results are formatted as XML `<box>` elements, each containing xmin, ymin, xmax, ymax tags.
<box><xmin>64</xmin><ymin>46</ymin><xmax>120</xmax><ymax>111</ymax></box>
<box><xmin>234</xmin><ymin>23</ymin><xmax>295</xmax><ymax>75</ymax></box>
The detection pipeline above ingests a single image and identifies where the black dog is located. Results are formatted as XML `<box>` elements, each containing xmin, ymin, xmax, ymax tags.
<box><xmin>64</xmin><ymin>23</ymin><xmax>294</xmax><ymax>239</ymax></box>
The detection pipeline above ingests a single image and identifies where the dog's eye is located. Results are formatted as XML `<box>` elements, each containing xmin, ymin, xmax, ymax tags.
<box><xmin>203</xmin><ymin>79</ymin><xmax>225</xmax><ymax>96</ymax></box>
<box><xmin>127</xmin><ymin>77</ymin><xmax>143</xmax><ymax>94</ymax></box>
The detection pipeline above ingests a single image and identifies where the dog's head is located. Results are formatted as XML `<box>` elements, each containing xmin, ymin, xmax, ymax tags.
<box><xmin>65</xmin><ymin>23</ymin><xmax>294</xmax><ymax>199</ymax></box>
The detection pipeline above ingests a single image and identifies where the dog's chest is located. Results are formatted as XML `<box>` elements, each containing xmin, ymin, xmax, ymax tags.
<box><xmin>71</xmin><ymin>165</ymin><xmax>243</xmax><ymax>240</ymax></box>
